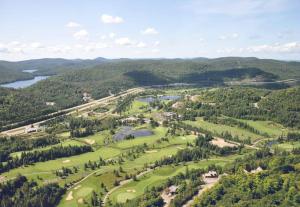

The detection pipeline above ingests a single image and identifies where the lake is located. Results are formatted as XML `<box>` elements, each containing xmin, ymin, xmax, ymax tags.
<box><xmin>137</xmin><ymin>95</ymin><xmax>181</xmax><ymax>103</ymax></box>
<box><xmin>23</xmin><ymin>69</ymin><xmax>37</xmax><ymax>73</ymax></box>
<box><xmin>113</xmin><ymin>126</ymin><xmax>153</xmax><ymax>141</ymax></box>
<box><xmin>1</xmin><ymin>76</ymin><xmax>49</xmax><ymax>89</ymax></box>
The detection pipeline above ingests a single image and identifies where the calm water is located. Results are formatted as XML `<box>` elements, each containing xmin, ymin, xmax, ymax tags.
<box><xmin>137</xmin><ymin>95</ymin><xmax>181</xmax><ymax>103</ymax></box>
<box><xmin>23</xmin><ymin>69</ymin><xmax>37</xmax><ymax>73</ymax></box>
<box><xmin>1</xmin><ymin>76</ymin><xmax>49</xmax><ymax>89</ymax></box>
<box><xmin>113</xmin><ymin>126</ymin><xmax>153</xmax><ymax>141</ymax></box>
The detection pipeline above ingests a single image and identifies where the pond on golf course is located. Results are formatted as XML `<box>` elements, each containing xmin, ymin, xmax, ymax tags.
<box><xmin>113</xmin><ymin>126</ymin><xmax>153</xmax><ymax>141</ymax></box>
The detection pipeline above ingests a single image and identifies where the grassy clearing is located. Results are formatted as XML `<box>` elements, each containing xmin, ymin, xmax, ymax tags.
<box><xmin>185</xmin><ymin>117</ymin><xmax>263</xmax><ymax>141</ymax></box>
<box><xmin>273</xmin><ymin>141</ymin><xmax>300</xmax><ymax>151</ymax></box>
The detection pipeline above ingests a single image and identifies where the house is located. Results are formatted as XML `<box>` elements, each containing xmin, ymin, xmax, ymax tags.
<box><xmin>25</xmin><ymin>125</ymin><xmax>38</xmax><ymax>133</ymax></box>
<box><xmin>83</xmin><ymin>92</ymin><xmax>92</xmax><ymax>102</ymax></box>
<box><xmin>121</xmin><ymin>116</ymin><xmax>139</xmax><ymax>123</ymax></box>
<box><xmin>167</xmin><ymin>185</ymin><xmax>178</xmax><ymax>196</ymax></box>
<box><xmin>46</xmin><ymin>102</ymin><xmax>55</xmax><ymax>106</ymax></box>
<box><xmin>162</xmin><ymin>112</ymin><xmax>177</xmax><ymax>120</ymax></box>
<box><xmin>203</xmin><ymin>170</ymin><xmax>218</xmax><ymax>178</ymax></box>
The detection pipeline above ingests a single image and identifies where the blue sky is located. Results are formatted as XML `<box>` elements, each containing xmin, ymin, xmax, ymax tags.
<box><xmin>0</xmin><ymin>0</ymin><xmax>299</xmax><ymax>61</ymax></box>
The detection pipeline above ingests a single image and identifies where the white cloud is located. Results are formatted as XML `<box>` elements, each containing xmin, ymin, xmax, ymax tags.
<box><xmin>136</xmin><ymin>42</ymin><xmax>147</xmax><ymax>48</ymax></box>
<box><xmin>152</xmin><ymin>49</ymin><xmax>160</xmax><ymax>53</ymax></box>
<box><xmin>0</xmin><ymin>43</ymin><xmax>9</xmax><ymax>53</ymax></box>
<box><xmin>115</xmin><ymin>37</ymin><xmax>134</xmax><ymax>46</ymax></box>
<box><xmin>73</xmin><ymin>29</ymin><xmax>89</xmax><ymax>40</ymax></box>
<box><xmin>30</xmin><ymin>42</ymin><xmax>43</xmax><ymax>49</ymax></box>
<box><xmin>154</xmin><ymin>41</ymin><xmax>160</xmax><ymax>46</ymax></box>
<box><xmin>101</xmin><ymin>14</ymin><xmax>124</xmax><ymax>24</ymax></box>
<box><xmin>217</xmin><ymin>41</ymin><xmax>300</xmax><ymax>54</ymax></box>
<box><xmin>246</xmin><ymin>42</ymin><xmax>300</xmax><ymax>53</ymax></box>
<box><xmin>66</xmin><ymin>21</ymin><xmax>81</xmax><ymax>28</ymax></box>
<box><xmin>218</xmin><ymin>33</ymin><xmax>239</xmax><ymax>40</ymax></box>
<box><xmin>185</xmin><ymin>0</ymin><xmax>296</xmax><ymax>16</ymax></box>
<box><xmin>141</xmin><ymin>27</ymin><xmax>159</xmax><ymax>35</ymax></box>
<box><xmin>109</xmin><ymin>33</ymin><xmax>116</xmax><ymax>38</ymax></box>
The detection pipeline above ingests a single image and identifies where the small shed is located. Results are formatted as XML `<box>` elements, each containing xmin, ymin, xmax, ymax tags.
<box><xmin>203</xmin><ymin>170</ymin><xmax>218</xmax><ymax>178</ymax></box>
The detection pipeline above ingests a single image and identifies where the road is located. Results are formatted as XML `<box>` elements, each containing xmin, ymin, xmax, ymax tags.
<box><xmin>0</xmin><ymin>87</ymin><xmax>144</xmax><ymax>137</ymax></box>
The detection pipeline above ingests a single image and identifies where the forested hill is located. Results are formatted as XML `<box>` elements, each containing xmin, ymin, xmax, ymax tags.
<box><xmin>1</xmin><ymin>57</ymin><xmax>300</xmax><ymax>84</ymax></box>
<box><xmin>0</xmin><ymin>57</ymin><xmax>300</xmax><ymax>129</ymax></box>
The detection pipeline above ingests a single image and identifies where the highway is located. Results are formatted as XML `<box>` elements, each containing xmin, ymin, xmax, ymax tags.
<box><xmin>0</xmin><ymin>87</ymin><xmax>144</xmax><ymax>137</ymax></box>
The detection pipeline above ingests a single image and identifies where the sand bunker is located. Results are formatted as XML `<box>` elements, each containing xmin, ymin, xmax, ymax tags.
<box><xmin>77</xmin><ymin>198</ymin><xmax>84</xmax><ymax>204</ymax></box>
<box><xmin>145</xmin><ymin>150</ymin><xmax>158</xmax><ymax>153</ymax></box>
<box><xmin>126</xmin><ymin>189</ymin><xmax>136</xmax><ymax>193</ymax></box>
<box><xmin>74</xmin><ymin>185</ymin><xmax>81</xmax><ymax>190</ymax></box>
<box><xmin>210</xmin><ymin>138</ymin><xmax>237</xmax><ymax>148</ymax></box>
<box><xmin>62</xmin><ymin>159</ymin><xmax>71</xmax><ymax>163</ymax></box>
<box><xmin>84</xmin><ymin>139</ymin><xmax>95</xmax><ymax>145</ymax></box>
<box><xmin>66</xmin><ymin>191</ymin><xmax>73</xmax><ymax>201</ymax></box>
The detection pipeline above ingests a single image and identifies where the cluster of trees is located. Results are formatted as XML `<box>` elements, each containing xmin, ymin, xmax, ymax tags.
<box><xmin>172</xmin><ymin>87</ymin><xmax>300</xmax><ymax>129</ymax></box>
<box><xmin>84</xmin><ymin>157</ymin><xmax>107</xmax><ymax>171</ymax></box>
<box><xmin>0</xmin><ymin>145</ymin><xmax>92</xmax><ymax>173</ymax></box>
<box><xmin>0</xmin><ymin>175</ymin><xmax>65</xmax><ymax>207</ymax></box>
<box><xmin>55</xmin><ymin>166</ymin><xmax>78</xmax><ymax>177</ymax></box>
<box><xmin>195</xmin><ymin>149</ymin><xmax>300</xmax><ymax>207</ymax></box>
<box><xmin>156</xmin><ymin>134</ymin><xmax>239</xmax><ymax>166</ymax></box>
<box><xmin>114</xmin><ymin>94</ymin><xmax>136</xmax><ymax>114</ymax></box>
<box><xmin>0</xmin><ymin>135</ymin><xmax>60</xmax><ymax>162</ymax></box>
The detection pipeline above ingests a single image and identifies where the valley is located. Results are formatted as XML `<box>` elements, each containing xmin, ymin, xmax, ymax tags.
<box><xmin>1</xmin><ymin>85</ymin><xmax>299</xmax><ymax>207</ymax></box>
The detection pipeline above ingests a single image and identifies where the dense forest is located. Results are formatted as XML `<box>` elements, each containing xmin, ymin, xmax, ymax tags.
<box><xmin>194</xmin><ymin>149</ymin><xmax>300</xmax><ymax>207</ymax></box>
<box><xmin>171</xmin><ymin>86</ymin><xmax>300</xmax><ymax>128</ymax></box>
<box><xmin>0</xmin><ymin>175</ymin><xmax>65</xmax><ymax>207</ymax></box>
<box><xmin>1</xmin><ymin>57</ymin><xmax>300</xmax><ymax>128</ymax></box>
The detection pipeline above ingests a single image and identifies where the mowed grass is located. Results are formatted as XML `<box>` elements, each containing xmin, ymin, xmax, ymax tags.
<box><xmin>235</xmin><ymin>119</ymin><xmax>298</xmax><ymax>138</ymax></box>
<box><xmin>185</xmin><ymin>117</ymin><xmax>263</xmax><ymax>141</ymax></box>
<box><xmin>10</xmin><ymin>139</ymin><xmax>86</xmax><ymax>158</ymax></box>
<box><xmin>126</xmin><ymin>100</ymin><xmax>149</xmax><ymax>115</ymax></box>
<box><xmin>110</xmin><ymin>156</ymin><xmax>238</xmax><ymax>204</ymax></box>
<box><xmin>3</xmin><ymin>146</ymin><xmax>122</xmax><ymax>180</ymax></box>
<box><xmin>273</xmin><ymin>141</ymin><xmax>300</xmax><ymax>151</ymax></box>
<box><xmin>59</xmin><ymin>139</ymin><xmax>188</xmax><ymax>207</ymax></box>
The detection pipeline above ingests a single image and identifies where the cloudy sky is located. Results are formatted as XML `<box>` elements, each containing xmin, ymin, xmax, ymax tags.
<box><xmin>0</xmin><ymin>0</ymin><xmax>300</xmax><ymax>61</ymax></box>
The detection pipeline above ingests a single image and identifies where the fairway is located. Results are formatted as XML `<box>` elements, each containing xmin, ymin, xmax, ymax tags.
<box><xmin>109</xmin><ymin>156</ymin><xmax>238</xmax><ymax>203</ymax></box>
<box><xmin>185</xmin><ymin>117</ymin><xmax>264</xmax><ymax>141</ymax></box>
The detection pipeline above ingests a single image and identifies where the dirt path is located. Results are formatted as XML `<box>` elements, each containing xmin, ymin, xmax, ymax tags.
<box><xmin>102</xmin><ymin>168</ymin><xmax>154</xmax><ymax>205</ymax></box>
<box><xmin>182</xmin><ymin>176</ymin><xmax>221</xmax><ymax>207</ymax></box>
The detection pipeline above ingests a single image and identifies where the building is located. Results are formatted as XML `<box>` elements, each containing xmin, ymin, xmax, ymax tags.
<box><xmin>83</xmin><ymin>92</ymin><xmax>92</xmax><ymax>102</ymax></box>
<box><xmin>25</xmin><ymin>125</ymin><xmax>39</xmax><ymax>133</ymax></box>
<box><xmin>167</xmin><ymin>185</ymin><xmax>178</xmax><ymax>196</ymax></box>
<box><xmin>46</xmin><ymin>102</ymin><xmax>55</xmax><ymax>106</ymax></box>
<box><xmin>203</xmin><ymin>170</ymin><xmax>218</xmax><ymax>178</ymax></box>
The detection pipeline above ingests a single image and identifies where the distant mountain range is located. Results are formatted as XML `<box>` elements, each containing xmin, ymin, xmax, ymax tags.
<box><xmin>1</xmin><ymin>56</ymin><xmax>300</xmax><ymax>83</ymax></box>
